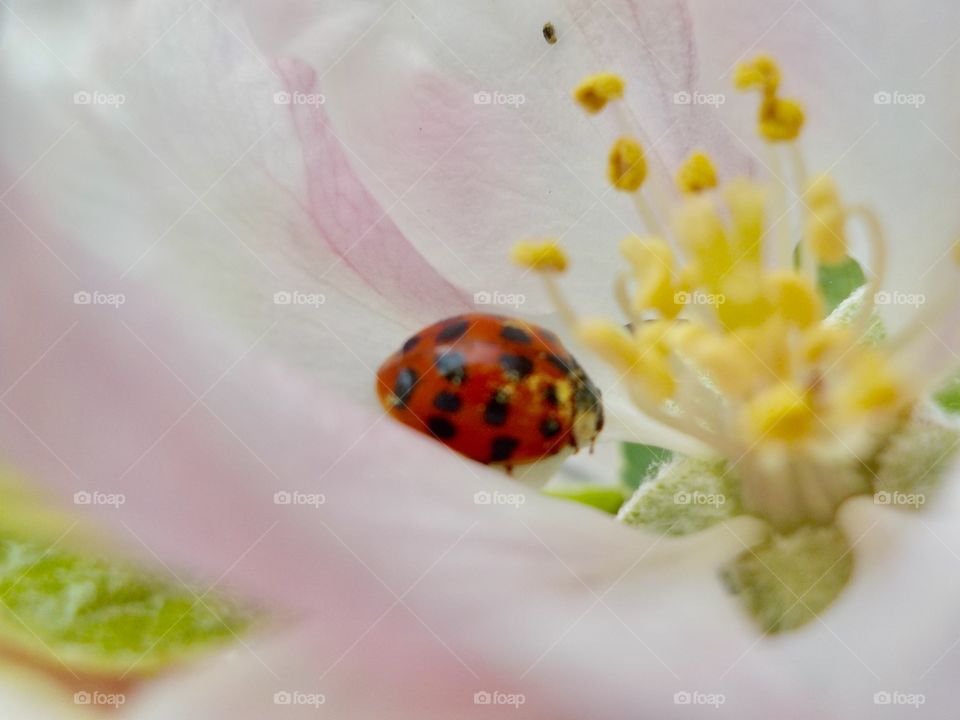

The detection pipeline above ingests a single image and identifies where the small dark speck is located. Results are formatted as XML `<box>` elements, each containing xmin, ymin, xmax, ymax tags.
<box><xmin>543</xmin><ymin>22</ymin><xmax>557</xmax><ymax>44</ymax></box>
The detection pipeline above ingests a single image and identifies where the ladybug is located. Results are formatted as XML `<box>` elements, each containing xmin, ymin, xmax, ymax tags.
<box><xmin>376</xmin><ymin>313</ymin><xmax>604</xmax><ymax>470</ymax></box>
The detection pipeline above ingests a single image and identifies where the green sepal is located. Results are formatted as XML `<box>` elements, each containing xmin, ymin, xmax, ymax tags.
<box><xmin>873</xmin><ymin>404</ymin><xmax>960</xmax><ymax>506</ymax></box>
<box><xmin>721</xmin><ymin>524</ymin><xmax>852</xmax><ymax>633</ymax></box>
<box><xmin>617</xmin><ymin>456</ymin><xmax>740</xmax><ymax>535</ymax></box>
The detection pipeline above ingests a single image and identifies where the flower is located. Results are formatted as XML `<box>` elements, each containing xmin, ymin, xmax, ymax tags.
<box><xmin>3</xmin><ymin>0</ymin><xmax>960</xmax><ymax>718</ymax></box>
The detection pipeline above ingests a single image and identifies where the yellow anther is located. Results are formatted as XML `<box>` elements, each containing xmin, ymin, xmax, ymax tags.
<box><xmin>608</xmin><ymin>137</ymin><xmax>647</xmax><ymax>192</ymax></box>
<box><xmin>743</xmin><ymin>383</ymin><xmax>815</xmax><ymax>444</ymax></box>
<box><xmin>620</xmin><ymin>236</ymin><xmax>683</xmax><ymax>318</ymax></box>
<box><xmin>573</xmin><ymin>72</ymin><xmax>625</xmax><ymax>114</ymax></box>
<box><xmin>804</xmin><ymin>175</ymin><xmax>847</xmax><ymax>264</ymax></box>
<box><xmin>734</xmin><ymin>55</ymin><xmax>781</xmax><ymax>94</ymax></box>
<box><xmin>765</xmin><ymin>271</ymin><xmax>822</xmax><ymax>329</ymax></box>
<box><xmin>510</xmin><ymin>240</ymin><xmax>568</xmax><ymax>272</ymax></box>
<box><xmin>677</xmin><ymin>151</ymin><xmax>718</xmax><ymax>194</ymax></box>
<box><xmin>758</xmin><ymin>96</ymin><xmax>804</xmax><ymax>142</ymax></box>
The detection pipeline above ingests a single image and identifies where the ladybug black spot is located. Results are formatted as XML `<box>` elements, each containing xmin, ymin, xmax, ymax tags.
<box><xmin>490</xmin><ymin>436</ymin><xmax>520</xmax><ymax>463</ymax></box>
<box><xmin>402</xmin><ymin>335</ymin><xmax>421</xmax><ymax>354</ymax></box>
<box><xmin>436</xmin><ymin>318</ymin><xmax>470</xmax><ymax>343</ymax></box>
<box><xmin>546</xmin><ymin>353</ymin><xmax>574</xmax><ymax>374</ymax></box>
<box><xmin>500</xmin><ymin>354</ymin><xmax>534</xmax><ymax>380</ymax></box>
<box><xmin>500</xmin><ymin>325</ymin><xmax>532</xmax><ymax>344</ymax></box>
<box><xmin>393</xmin><ymin>368</ymin><xmax>418</xmax><ymax>407</ymax></box>
<box><xmin>544</xmin><ymin>384</ymin><xmax>559</xmax><ymax>407</ymax></box>
<box><xmin>427</xmin><ymin>416</ymin><xmax>457</xmax><ymax>439</ymax></box>
<box><xmin>484</xmin><ymin>392</ymin><xmax>510</xmax><ymax>426</ymax></box>
<box><xmin>540</xmin><ymin>418</ymin><xmax>561</xmax><ymax>438</ymax></box>
<box><xmin>435</xmin><ymin>351</ymin><xmax>467</xmax><ymax>385</ymax></box>
<box><xmin>433</xmin><ymin>391</ymin><xmax>462</xmax><ymax>413</ymax></box>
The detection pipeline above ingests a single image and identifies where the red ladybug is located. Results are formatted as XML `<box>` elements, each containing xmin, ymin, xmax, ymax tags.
<box><xmin>376</xmin><ymin>313</ymin><xmax>604</xmax><ymax>469</ymax></box>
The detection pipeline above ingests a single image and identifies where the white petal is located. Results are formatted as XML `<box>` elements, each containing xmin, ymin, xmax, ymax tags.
<box><xmin>237</xmin><ymin>0</ymin><xmax>754</xmax><ymax>319</ymax></box>
<box><xmin>0</xmin><ymin>0</ymin><xmax>471</xmax><ymax>409</ymax></box>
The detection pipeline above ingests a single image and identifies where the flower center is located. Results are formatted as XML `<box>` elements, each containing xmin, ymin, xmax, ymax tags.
<box><xmin>513</xmin><ymin>56</ymin><xmax>919</xmax><ymax>530</ymax></box>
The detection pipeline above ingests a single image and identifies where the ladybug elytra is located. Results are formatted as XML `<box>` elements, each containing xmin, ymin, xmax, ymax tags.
<box><xmin>376</xmin><ymin>313</ymin><xmax>604</xmax><ymax>469</ymax></box>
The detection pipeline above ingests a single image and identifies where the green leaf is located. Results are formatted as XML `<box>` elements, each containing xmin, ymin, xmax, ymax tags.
<box><xmin>617</xmin><ymin>456</ymin><xmax>740</xmax><ymax>535</ymax></box>
<box><xmin>0</xmin><ymin>466</ymin><xmax>252</xmax><ymax>677</ymax></box>
<box><xmin>620</xmin><ymin>443</ymin><xmax>672</xmax><ymax>490</ymax></box>
<box><xmin>0</xmin><ymin>536</ymin><xmax>250</xmax><ymax>676</ymax></box>
<box><xmin>721</xmin><ymin>525</ymin><xmax>852</xmax><ymax>633</ymax></box>
<box><xmin>543</xmin><ymin>484</ymin><xmax>627</xmax><ymax>514</ymax></box>
<box><xmin>817</xmin><ymin>257</ymin><xmax>867</xmax><ymax>313</ymax></box>
<box><xmin>934</xmin><ymin>375</ymin><xmax>960</xmax><ymax>414</ymax></box>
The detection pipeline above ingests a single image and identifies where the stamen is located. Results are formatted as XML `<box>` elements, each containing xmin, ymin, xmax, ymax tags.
<box><xmin>512</xmin><ymin>240</ymin><xmax>577</xmax><ymax>327</ymax></box>
<box><xmin>677</xmin><ymin>151</ymin><xmax>718</xmax><ymax>194</ymax></box>
<box><xmin>512</xmin><ymin>54</ymin><xmax>927</xmax><ymax>531</ymax></box>
<box><xmin>607</xmin><ymin>137</ymin><xmax>648</xmax><ymax>192</ymax></box>
<box><xmin>573</xmin><ymin>72</ymin><xmax>625</xmax><ymax>114</ymax></box>
<box><xmin>804</xmin><ymin>175</ymin><xmax>847</xmax><ymax>265</ymax></box>
<box><xmin>735</xmin><ymin>55</ymin><xmax>805</xmax><ymax>143</ymax></box>
<box><xmin>511</xmin><ymin>240</ymin><xmax>568</xmax><ymax>272</ymax></box>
